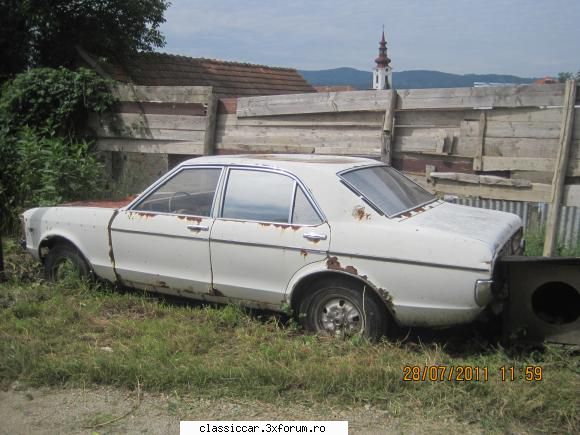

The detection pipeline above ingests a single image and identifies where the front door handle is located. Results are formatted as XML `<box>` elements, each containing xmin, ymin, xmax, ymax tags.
<box><xmin>303</xmin><ymin>232</ymin><xmax>327</xmax><ymax>241</ymax></box>
<box><xmin>187</xmin><ymin>224</ymin><xmax>209</xmax><ymax>232</ymax></box>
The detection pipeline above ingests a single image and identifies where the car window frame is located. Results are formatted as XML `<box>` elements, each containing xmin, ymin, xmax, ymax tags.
<box><xmin>215</xmin><ymin>165</ymin><xmax>326</xmax><ymax>226</ymax></box>
<box><xmin>337</xmin><ymin>163</ymin><xmax>437</xmax><ymax>218</ymax></box>
<box><xmin>126</xmin><ymin>165</ymin><xmax>226</xmax><ymax>219</ymax></box>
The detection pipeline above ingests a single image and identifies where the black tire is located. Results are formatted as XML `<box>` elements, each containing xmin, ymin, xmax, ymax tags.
<box><xmin>299</xmin><ymin>278</ymin><xmax>388</xmax><ymax>340</ymax></box>
<box><xmin>44</xmin><ymin>243</ymin><xmax>91</xmax><ymax>282</ymax></box>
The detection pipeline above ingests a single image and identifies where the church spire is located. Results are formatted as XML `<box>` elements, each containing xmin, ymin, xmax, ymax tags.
<box><xmin>372</xmin><ymin>27</ymin><xmax>392</xmax><ymax>90</ymax></box>
<box><xmin>375</xmin><ymin>28</ymin><xmax>391</xmax><ymax>68</ymax></box>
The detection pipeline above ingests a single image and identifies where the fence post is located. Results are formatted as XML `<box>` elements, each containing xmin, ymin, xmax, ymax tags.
<box><xmin>381</xmin><ymin>90</ymin><xmax>397</xmax><ymax>165</ymax></box>
<box><xmin>203</xmin><ymin>91</ymin><xmax>218</xmax><ymax>156</ymax></box>
<box><xmin>543</xmin><ymin>79</ymin><xmax>576</xmax><ymax>256</ymax></box>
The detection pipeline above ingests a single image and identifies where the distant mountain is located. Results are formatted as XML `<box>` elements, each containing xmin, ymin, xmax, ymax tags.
<box><xmin>299</xmin><ymin>67</ymin><xmax>537</xmax><ymax>90</ymax></box>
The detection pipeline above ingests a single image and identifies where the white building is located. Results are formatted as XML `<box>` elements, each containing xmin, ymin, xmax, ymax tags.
<box><xmin>373</xmin><ymin>30</ymin><xmax>392</xmax><ymax>90</ymax></box>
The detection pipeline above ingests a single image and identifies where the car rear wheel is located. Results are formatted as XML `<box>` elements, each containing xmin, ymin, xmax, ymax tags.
<box><xmin>44</xmin><ymin>243</ymin><xmax>91</xmax><ymax>282</ymax></box>
<box><xmin>299</xmin><ymin>279</ymin><xmax>388</xmax><ymax>340</ymax></box>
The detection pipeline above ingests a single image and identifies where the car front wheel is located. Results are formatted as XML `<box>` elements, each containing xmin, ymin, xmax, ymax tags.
<box><xmin>300</xmin><ymin>279</ymin><xmax>388</xmax><ymax>340</ymax></box>
<box><xmin>44</xmin><ymin>243</ymin><xmax>91</xmax><ymax>282</ymax></box>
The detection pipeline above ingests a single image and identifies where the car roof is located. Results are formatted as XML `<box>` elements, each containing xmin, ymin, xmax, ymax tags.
<box><xmin>178</xmin><ymin>154</ymin><xmax>380</xmax><ymax>174</ymax></box>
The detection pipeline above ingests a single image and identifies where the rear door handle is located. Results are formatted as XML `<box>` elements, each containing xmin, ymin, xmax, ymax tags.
<box><xmin>187</xmin><ymin>224</ymin><xmax>209</xmax><ymax>232</ymax></box>
<box><xmin>303</xmin><ymin>232</ymin><xmax>327</xmax><ymax>241</ymax></box>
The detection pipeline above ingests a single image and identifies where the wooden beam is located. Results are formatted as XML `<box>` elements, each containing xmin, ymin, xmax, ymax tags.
<box><xmin>203</xmin><ymin>94</ymin><xmax>218</xmax><ymax>155</ymax></box>
<box><xmin>397</xmin><ymin>84</ymin><xmax>565</xmax><ymax>110</ymax></box>
<box><xmin>114</xmin><ymin>84</ymin><xmax>213</xmax><ymax>104</ymax></box>
<box><xmin>97</xmin><ymin>138</ymin><xmax>204</xmax><ymax>155</ymax></box>
<box><xmin>381</xmin><ymin>90</ymin><xmax>397</xmax><ymax>164</ymax></box>
<box><xmin>91</xmin><ymin>113</ymin><xmax>207</xmax><ymax>131</ymax></box>
<box><xmin>217</xmin><ymin>112</ymin><xmax>384</xmax><ymax>128</ymax></box>
<box><xmin>482</xmin><ymin>156</ymin><xmax>580</xmax><ymax>176</ymax></box>
<box><xmin>430</xmin><ymin>172</ymin><xmax>531</xmax><ymax>187</ymax></box>
<box><xmin>544</xmin><ymin>80</ymin><xmax>577</xmax><ymax>256</ymax></box>
<box><xmin>237</xmin><ymin>90</ymin><xmax>393</xmax><ymax>117</ymax></box>
<box><xmin>473</xmin><ymin>111</ymin><xmax>487</xmax><ymax>171</ymax></box>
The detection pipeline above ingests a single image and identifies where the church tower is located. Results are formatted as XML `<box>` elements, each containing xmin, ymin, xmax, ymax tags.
<box><xmin>373</xmin><ymin>29</ymin><xmax>392</xmax><ymax>90</ymax></box>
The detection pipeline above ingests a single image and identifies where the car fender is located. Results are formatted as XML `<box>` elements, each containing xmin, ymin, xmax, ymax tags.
<box><xmin>285</xmin><ymin>256</ymin><xmax>397</xmax><ymax>319</ymax></box>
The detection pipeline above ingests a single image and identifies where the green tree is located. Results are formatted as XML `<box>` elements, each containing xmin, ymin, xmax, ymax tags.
<box><xmin>0</xmin><ymin>0</ymin><xmax>170</xmax><ymax>78</ymax></box>
<box><xmin>558</xmin><ymin>72</ymin><xmax>572</xmax><ymax>83</ymax></box>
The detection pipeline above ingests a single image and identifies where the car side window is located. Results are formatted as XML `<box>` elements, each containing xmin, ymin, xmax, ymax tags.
<box><xmin>292</xmin><ymin>187</ymin><xmax>322</xmax><ymax>225</ymax></box>
<box><xmin>222</xmin><ymin>170</ymin><xmax>294</xmax><ymax>223</ymax></box>
<box><xmin>133</xmin><ymin>168</ymin><xmax>221</xmax><ymax>216</ymax></box>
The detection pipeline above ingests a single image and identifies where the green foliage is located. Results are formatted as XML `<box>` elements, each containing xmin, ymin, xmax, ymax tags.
<box><xmin>0</xmin><ymin>67</ymin><xmax>114</xmax><ymax>231</ymax></box>
<box><xmin>0</xmin><ymin>67</ymin><xmax>114</xmax><ymax>137</ymax></box>
<box><xmin>557</xmin><ymin>71</ymin><xmax>580</xmax><ymax>83</ymax></box>
<box><xmin>525</xmin><ymin>227</ymin><xmax>580</xmax><ymax>257</ymax></box>
<box><xmin>16</xmin><ymin>128</ymin><xmax>104</xmax><ymax>207</ymax></box>
<box><xmin>0</xmin><ymin>0</ymin><xmax>170</xmax><ymax>77</ymax></box>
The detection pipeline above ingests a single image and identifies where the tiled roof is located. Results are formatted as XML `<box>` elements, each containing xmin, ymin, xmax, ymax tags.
<box><xmin>100</xmin><ymin>52</ymin><xmax>315</xmax><ymax>97</ymax></box>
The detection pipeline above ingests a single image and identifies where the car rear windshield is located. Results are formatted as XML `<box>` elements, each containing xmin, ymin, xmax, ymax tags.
<box><xmin>340</xmin><ymin>166</ymin><xmax>435</xmax><ymax>217</ymax></box>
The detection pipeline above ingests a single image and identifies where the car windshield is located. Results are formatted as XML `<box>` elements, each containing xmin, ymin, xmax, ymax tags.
<box><xmin>341</xmin><ymin>166</ymin><xmax>435</xmax><ymax>217</ymax></box>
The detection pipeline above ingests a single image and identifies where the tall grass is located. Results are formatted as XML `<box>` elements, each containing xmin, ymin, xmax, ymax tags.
<box><xmin>524</xmin><ymin>227</ymin><xmax>580</xmax><ymax>257</ymax></box>
<box><xmin>0</xmin><ymin>239</ymin><xmax>578</xmax><ymax>433</ymax></box>
<box><xmin>0</xmin><ymin>279</ymin><xmax>578</xmax><ymax>434</ymax></box>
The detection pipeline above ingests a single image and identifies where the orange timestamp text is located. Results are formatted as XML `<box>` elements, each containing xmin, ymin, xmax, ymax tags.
<box><xmin>402</xmin><ymin>365</ymin><xmax>544</xmax><ymax>382</ymax></box>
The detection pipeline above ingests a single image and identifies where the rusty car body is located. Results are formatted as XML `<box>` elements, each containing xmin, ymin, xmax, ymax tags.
<box><xmin>21</xmin><ymin>154</ymin><xmax>525</xmax><ymax>339</ymax></box>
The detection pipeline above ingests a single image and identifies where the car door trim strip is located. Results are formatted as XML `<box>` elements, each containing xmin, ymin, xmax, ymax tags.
<box><xmin>111</xmin><ymin>227</ymin><xmax>208</xmax><ymax>241</ymax></box>
<box><xmin>210</xmin><ymin>237</ymin><xmax>327</xmax><ymax>255</ymax></box>
<box><xmin>328</xmin><ymin>251</ymin><xmax>490</xmax><ymax>273</ymax></box>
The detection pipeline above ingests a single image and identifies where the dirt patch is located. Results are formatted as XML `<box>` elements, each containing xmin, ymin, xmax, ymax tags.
<box><xmin>0</xmin><ymin>384</ymin><xmax>490</xmax><ymax>434</ymax></box>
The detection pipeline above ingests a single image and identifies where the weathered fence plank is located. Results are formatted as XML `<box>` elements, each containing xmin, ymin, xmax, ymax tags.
<box><xmin>482</xmin><ymin>156</ymin><xmax>580</xmax><ymax>176</ymax></box>
<box><xmin>237</xmin><ymin>90</ymin><xmax>395</xmax><ymax>117</ymax></box>
<box><xmin>544</xmin><ymin>80</ymin><xmax>577</xmax><ymax>256</ymax></box>
<box><xmin>397</xmin><ymin>84</ymin><xmax>565</xmax><ymax>110</ymax></box>
<box><xmin>381</xmin><ymin>89</ymin><xmax>397</xmax><ymax>164</ymax></box>
<box><xmin>114</xmin><ymin>84</ymin><xmax>213</xmax><ymax>104</ymax></box>
<box><xmin>91</xmin><ymin>113</ymin><xmax>207</xmax><ymax>131</ymax></box>
<box><xmin>98</xmin><ymin>138</ymin><xmax>204</xmax><ymax>155</ymax></box>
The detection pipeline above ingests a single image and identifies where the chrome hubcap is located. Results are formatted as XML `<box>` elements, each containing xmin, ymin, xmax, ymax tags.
<box><xmin>320</xmin><ymin>298</ymin><xmax>363</xmax><ymax>336</ymax></box>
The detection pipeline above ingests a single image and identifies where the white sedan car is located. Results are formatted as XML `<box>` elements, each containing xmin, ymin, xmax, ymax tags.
<box><xmin>21</xmin><ymin>155</ymin><xmax>523</xmax><ymax>339</ymax></box>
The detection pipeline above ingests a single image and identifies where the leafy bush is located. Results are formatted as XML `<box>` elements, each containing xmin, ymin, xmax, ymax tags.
<box><xmin>17</xmin><ymin>128</ymin><xmax>104</xmax><ymax>206</ymax></box>
<box><xmin>0</xmin><ymin>67</ymin><xmax>114</xmax><ymax>137</ymax></box>
<box><xmin>0</xmin><ymin>67</ymin><xmax>114</xmax><ymax>231</ymax></box>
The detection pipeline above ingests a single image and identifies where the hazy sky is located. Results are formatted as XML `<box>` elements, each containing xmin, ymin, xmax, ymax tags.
<box><xmin>160</xmin><ymin>0</ymin><xmax>580</xmax><ymax>77</ymax></box>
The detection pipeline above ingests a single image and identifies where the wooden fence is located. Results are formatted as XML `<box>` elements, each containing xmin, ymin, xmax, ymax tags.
<box><xmin>94</xmin><ymin>81</ymin><xmax>579</xmax><ymax>253</ymax></box>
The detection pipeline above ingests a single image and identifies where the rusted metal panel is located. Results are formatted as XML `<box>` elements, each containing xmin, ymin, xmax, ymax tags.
<box><xmin>499</xmin><ymin>256</ymin><xmax>580</xmax><ymax>345</ymax></box>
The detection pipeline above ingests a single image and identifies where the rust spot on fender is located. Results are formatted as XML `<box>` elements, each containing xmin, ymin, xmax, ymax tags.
<box><xmin>353</xmin><ymin>206</ymin><xmax>371</xmax><ymax>221</ymax></box>
<box><xmin>209</xmin><ymin>287</ymin><xmax>224</xmax><ymax>297</ymax></box>
<box><xmin>177</xmin><ymin>215</ymin><xmax>202</xmax><ymax>223</ymax></box>
<box><xmin>326</xmin><ymin>256</ymin><xmax>358</xmax><ymax>275</ymax></box>
<box><xmin>377</xmin><ymin>287</ymin><xmax>395</xmax><ymax>312</ymax></box>
<box><xmin>259</xmin><ymin>223</ymin><xmax>272</xmax><ymax>227</ymax></box>
<box><xmin>300</xmin><ymin>249</ymin><xmax>308</xmax><ymax>258</ymax></box>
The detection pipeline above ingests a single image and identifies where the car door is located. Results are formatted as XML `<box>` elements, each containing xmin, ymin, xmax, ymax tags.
<box><xmin>110</xmin><ymin>166</ymin><xmax>223</xmax><ymax>294</ymax></box>
<box><xmin>209</xmin><ymin>167</ymin><xmax>330</xmax><ymax>305</ymax></box>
